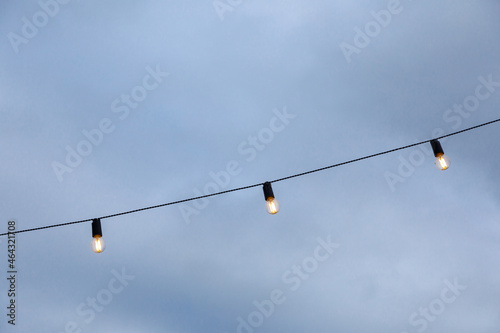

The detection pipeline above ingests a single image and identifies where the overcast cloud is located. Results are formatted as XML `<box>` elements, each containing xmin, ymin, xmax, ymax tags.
<box><xmin>1</xmin><ymin>1</ymin><xmax>500</xmax><ymax>332</ymax></box>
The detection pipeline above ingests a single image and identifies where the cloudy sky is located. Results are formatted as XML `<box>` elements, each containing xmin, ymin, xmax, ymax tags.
<box><xmin>1</xmin><ymin>0</ymin><xmax>500</xmax><ymax>332</ymax></box>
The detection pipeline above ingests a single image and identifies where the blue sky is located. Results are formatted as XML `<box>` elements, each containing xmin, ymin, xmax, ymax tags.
<box><xmin>1</xmin><ymin>1</ymin><xmax>500</xmax><ymax>332</ymax></box>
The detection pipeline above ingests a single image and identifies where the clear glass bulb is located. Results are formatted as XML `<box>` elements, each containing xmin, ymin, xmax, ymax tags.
<box><xmin>91</xmin><ymin>236</ymin><xmax>106</xmax><ymax>253</ymax></box>
<box><xmin>265</xmin><ymin>197</ymin><xmax>280</xmax><ymax>214</ymax></box>
<box><xmin>434</xmin><ymin>154</ymin><xmax>451</xmax><ymax>170</ymax></box>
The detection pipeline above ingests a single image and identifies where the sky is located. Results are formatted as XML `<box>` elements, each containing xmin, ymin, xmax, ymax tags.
<box><xmin>1</xmin><ymin>0</ymin><xmax>500</xmax><ymax>332</ymax></box>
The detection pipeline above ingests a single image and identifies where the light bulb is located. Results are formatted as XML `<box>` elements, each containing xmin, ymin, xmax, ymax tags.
<box><xmin>263</xmin><ymin>182</ymin><xmax>280</xmax><ymax>215</ymax></box>
<box><xmin>434</xmin><ymin>154</ymin><xmax>450</xmax><ymax>171</ymax></box>
<box><xmin>91</xmin><ymin>218</ymin><xmax>105</xmax><ymax>253</ymax></box>
<box><xmin>430</xmin><ymin>139</ymin><xmax>450</xmax><ymax>171</ymax></box>
<box><xmin>91</xmin><ymin>236</ymin><xmax>106</xmax><ymax>253</ymax></box>
<box><xmin>265</xmin><ymin>197</ymin><xmax>280</xmax><ymax>215</ymax></box>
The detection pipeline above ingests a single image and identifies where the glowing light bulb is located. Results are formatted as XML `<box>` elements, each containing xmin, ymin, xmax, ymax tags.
<box><xmin>91</xmin><ymin>236</ymin><xmax>106</xmax><ymax>253</ymax></box>
<box><xmin>91</xmin><ymin>218</ymin><xmax>106</xmax><ymax>253</ymax></box>
<box><xmin>430</xmin><ymin>139</ymin><xmax>450</xmax><ymax>171</ymax></box>
<box><xmin>434</xmin><ymin>154</ymin><xmax>451</xmax><ymax>171</ymax></box>
<box><xmin>265</xmin><ymin>197</ymin><xmax>280</xmax><ymax>214</ymax></box>
<box><xmin>263</xmin><ymin>182</ymin><xmax>280</xmax><ymax>215</ymax></box>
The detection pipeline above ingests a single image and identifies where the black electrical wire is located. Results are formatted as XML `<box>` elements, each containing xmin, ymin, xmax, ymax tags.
<box><xmin>1</xmin><ymin>118</ymin><xmax>499</xmax><ymax>237</ymax></box>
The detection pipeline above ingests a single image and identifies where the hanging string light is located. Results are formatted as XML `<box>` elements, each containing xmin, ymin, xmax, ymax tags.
<box><xmin>0</xmin><ymin>118</ymin><xmax>499</xmax><ymax>240</ymax></box>
<box><xmin>91</xmin><ymin>219</ymin><xmax>106</xmax><ymax>253</ymax></box>
<box><xmin>263</xmin><ymin>182</ymin><xmax>280</xmax><ymax>214</ymax></box>
<box><xmin>430</xmin><ymin>139</ymin><xmax>451</xmax><ymax>171</ymax></box>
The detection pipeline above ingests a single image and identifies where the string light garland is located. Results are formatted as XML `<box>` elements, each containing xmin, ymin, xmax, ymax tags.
<box><xmin>1</xmin><ymin>118</ymin><xmax>499</xmax><ymax>245</ymax></box>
